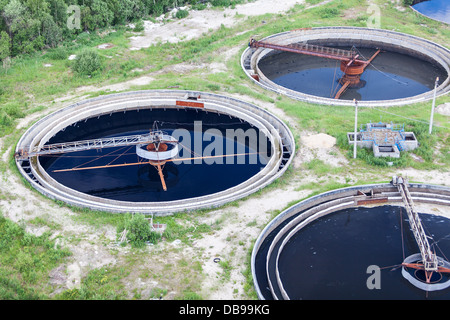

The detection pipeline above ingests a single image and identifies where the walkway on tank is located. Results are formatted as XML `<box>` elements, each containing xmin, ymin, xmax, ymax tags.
<box><xmin>392</xmin><ymin>176</ymin><xmax>450</xmax><ymax>288</ymax></box>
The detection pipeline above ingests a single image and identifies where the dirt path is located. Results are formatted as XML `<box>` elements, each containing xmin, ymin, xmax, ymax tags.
<box><xmin>129</xmin><ymin>0</ymin><xmax>304</xmax><ymax>49</ymax></box>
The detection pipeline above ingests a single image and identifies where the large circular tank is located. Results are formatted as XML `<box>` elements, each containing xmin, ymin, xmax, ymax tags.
<box><xmin>242</xmin><ymin>27</ymin><xmax>450</xmax><ymax>106</ymax></box>
<box><xmin>15</xmin><ymin>90</ymin><xmax>295</xmax><ymax>215</ymax></box>
<box><xmin>252</xmin><ymin>182</ymin><xmax>450</xmax><ymax>300</ymax></box>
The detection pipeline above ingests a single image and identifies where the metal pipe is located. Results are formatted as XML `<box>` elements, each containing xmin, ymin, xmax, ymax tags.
<box><xmin>429</xmin><ymin>77</ymin><xmax>439</xmax><ymax>134</ymax></box>
<box><xmin>353</xmin><ymin>99</ymin><xmax>358</xmax><ymax>159</ymax></box>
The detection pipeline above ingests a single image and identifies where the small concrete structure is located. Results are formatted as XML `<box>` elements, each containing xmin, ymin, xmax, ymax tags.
<box><xmin>347</xmin><ymin>121</ymin><xmax>418</xmax><ymax>158</ymax></box>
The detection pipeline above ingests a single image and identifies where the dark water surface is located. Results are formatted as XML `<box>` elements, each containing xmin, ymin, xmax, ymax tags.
<box><xmin>413</xmin><ymin>0</ymin><xmax>450</xmax><ymax>24</ymax></box>
<box><xmin>259</xmin><ymin>48</ymin><xmax>447</xmax><ymax>101</ymax></box>
<box><xmin>276</xmin><ymin>206</ymin><xmax>450</xmax><ymax>300</ymax></box>
<box><xmin>39</xmin><ymin>108</ymin><xmax>270</xmax><ymax>202</ymax></box>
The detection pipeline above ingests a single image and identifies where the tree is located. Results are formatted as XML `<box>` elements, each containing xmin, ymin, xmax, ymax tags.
<box><xmin>0</xmin><ymin>30</ymin><xmax>11</xmax><ymax>61</ymax></box>
<box><xmin>90</xmin><ymin>0</ymin><xmax>113</xmax><ymax>29</ymax></box>
<box><xmin>2</xmin><ymin>0</ymin><xmax>48</xmax><ymax>55</ymax></box>
<box><xmin>2</xmin><ymin>0</ymin><xmax>27</xmax><ymax>36</ymax></box>
<box><xmin>79</xmin><ymin>0</ymin><xmax>113</xmax><ymax>31</ymax></box>
<box><xmin>47</xmin><ymin>0</ymin><xmax>68</xmax><ymax>27</ymax></box>
<box><xmin>41</xmin><ymin>13</ymin><xmax>62</xmax><ymax>48</ymax></box>
<box><xmin>24</xmin><ymin>0</ymin><xmax>50</xmax><ymax>20</ymax></box>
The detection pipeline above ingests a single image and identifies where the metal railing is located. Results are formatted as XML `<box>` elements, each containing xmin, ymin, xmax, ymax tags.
<box><xmin>16</xmin><ymin>131</ymin><xmax>174</xmax><ymax>159</ymax></box>
<box><xmin>249</xmin><ymin>39</ymin><xmax>362</xmax><ymax>63</ymax></box>
<box><xmin>393</xmin><ymin>176</ymin><xmax>438</xmax><ymax>271</ymax></box>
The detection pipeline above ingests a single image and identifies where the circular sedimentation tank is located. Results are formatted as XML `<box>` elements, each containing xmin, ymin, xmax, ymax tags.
<box><xmin>15</xmin><ymin>90</ymin><xmax>295</xmax><ymax>215</ymax></box>
<box><xmin>242</xmin><ymin>27</ymin><xmax>450</xmax><ymax>106</ymax></box>
<box><xmin>411</xmin><ymin>0</ymin><xmax>450</xmax><ymax>25</ymax></box>
<box><xmin>252</xmin><ymin>182</ymin><xmax>450</xmax><ymax>300</ymax></box>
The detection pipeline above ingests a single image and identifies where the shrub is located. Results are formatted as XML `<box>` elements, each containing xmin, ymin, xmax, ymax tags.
<box><xmin>133</xmin><ymin>20</ymin><xmax>145</xmax><ymax>32</ymax></box>
<box><xmin>0</xmin><ymin>31</ymin><xmax>11</xmax><ymax>61</ymax></box>
<box><xmin>176</xmin><ymin>9</ymin><xmax>189</xmax><ymax>19</ymax></box>
<box><xmin>192</xmin><ymin>3</ymin><xmax>207</xmax><ymax>10</ymax></box>
<box><xmin>211</xmin><ymin>0</ymin><xmax>231</xmax><ymax>6</ymax></box>
<box><xmin>73</xmin><ymin>49</ymin><xmax>102</xmax><ymax>76</ymax></box>
<box><xmin>121</xmin><ymin>213</ymin><xmax>161</xmax><ymax>248</ymax></box>
<box><xmin>403</xmin><ymin>0</ymin><xmax>414</xmax><ymax>6</ymax></box>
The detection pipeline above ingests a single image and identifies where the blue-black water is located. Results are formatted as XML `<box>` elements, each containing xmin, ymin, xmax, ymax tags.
<box><xmin>275</xmin><ymin>206</ymin><xmax>450</xmax><ymax>299</ymax></box>
<box><xmin>258</xmin><ymin>48</ymin><xmax>447</xmax><ymax>101</ymax></box>
<box><xmin>39</xmin><ymin>108</ymin><xmax>271</xmax><ymax>202</ymax></box>
<box><xmin>413</xmin><ymin>0</ymin><xmax>450</xmax><ymax>24</ymax></box>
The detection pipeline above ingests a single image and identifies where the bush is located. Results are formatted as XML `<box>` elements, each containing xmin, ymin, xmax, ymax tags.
<box><xmin>403</xmin><ymin>0</ymin><xmax>414</xmax><ymax>6</ymax></box>
<box><xmin>192</xmin><ymin>3</ymin><xmax>207</xmax><ymax>10</ymax></box>
<box><xmin>133</xmin><ymin>20</ymin><xmax>145</xmax><ymax>32</ymax></box>
<box><xmin>73</xmin><ymin>49</ymin><xmax>102</xmax><ymax>76</ymax></box>
<box><xmin>211</xmin><ymin>0</ymin><xmax>231</xmax><ymax>6</ymax></box>
<box><xmin>0</xmin><ymin>31</ymin><xmax>11</xmax><ymax>61</ymax></box>
<box><xmin>176</xmin><ymin>9</ymin><xmax>189</xmax><ymax>19</ymax></box>
<box><xmin>121</xmin><ymin>213</ymin><xmax>161</xmax><ymax>248</ymax></box>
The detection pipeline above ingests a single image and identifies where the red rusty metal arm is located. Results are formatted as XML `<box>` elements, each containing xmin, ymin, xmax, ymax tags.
<box><xmin>334</xmin><ymin>80</ymin><xmax>351</xmax><ymax>99</ymax></box>
<box><xmin>249</xmin><ymin>38</ymin><xmax>367</xmax><ymax>64</ymax></box>
<box><xmin>402</xmin><ymin>262</ymin><xmax>450</xmax><ymax>284</ymax></box>
<box><xmin>155</xmin><ymin>161</ymin><xmax>167</xmax><ymax>191</ymax></box>
<box><xmin>362</xmin><ymin>49</ymin><xmax>381</xmax><ymax>71</ymax></box>
<box><xmin>402</xmin><ymin>263</ymin><xmax>450</xmax><ymax>274</ymax></box>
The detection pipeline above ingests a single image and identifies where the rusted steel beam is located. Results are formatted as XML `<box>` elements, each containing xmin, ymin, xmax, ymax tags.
<box><xmin>362</xmin><ymin>49</ymin><xmax>381</xmax><ymax>70</ymax></box>
<box><xmin>176</xmin><ymin>100</ymin><xmax>205</xmax><ymax>108</ymax></box>
<box><xmin>403</xmin><ymin>263</ymin><xmax>450</xmax><ymax>274</ymax></box>
<box><xmin>155</xmin><ymin>162</ymin><xmax>167</xmax><ymax>191</ymax></box>
<box><xmin>334</xmin><ymin>80</ymin><xmax>351</xmax><ymax>99</ymax></box>
<box><xmin>249</xmin><ymin>39</ymin><xmax>367</xmax><ymax>64</ymax></box>
<box><xmin>356</xmin><ymin>198</ymin><xmax>388</xmax><ymax>205</ymax></box>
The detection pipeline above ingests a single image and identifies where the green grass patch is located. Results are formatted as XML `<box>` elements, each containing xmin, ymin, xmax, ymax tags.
<box><xmin>0</xmin><ymin>213</ymin><xmax>71</xmax><ymax>299</ymax></box>
<box><xmin>56</xmin><ymin>266</ymin><xmax>127</xmax><ymax>300</ymax></box>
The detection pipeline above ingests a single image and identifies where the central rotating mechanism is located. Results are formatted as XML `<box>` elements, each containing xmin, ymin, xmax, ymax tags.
<box><xmin>135</xmin><ymin>127</ymin><xmax>179</xmax><ymax>191</ymax></box>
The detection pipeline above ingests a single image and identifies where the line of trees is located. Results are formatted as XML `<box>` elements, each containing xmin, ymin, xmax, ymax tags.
<box><xmin>0</xmin><ymin>0</ymin><xmax>214</xmax><ymax>61</ymax></box>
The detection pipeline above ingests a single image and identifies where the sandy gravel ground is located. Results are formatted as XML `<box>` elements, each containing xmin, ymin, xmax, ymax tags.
<box><xmin>129</xmin><ymin>0</ymin><xmax>304</xmax><ymax>48</ymax></box>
